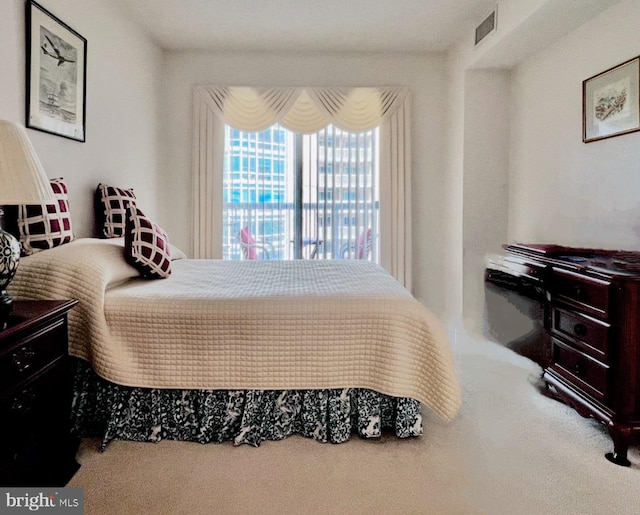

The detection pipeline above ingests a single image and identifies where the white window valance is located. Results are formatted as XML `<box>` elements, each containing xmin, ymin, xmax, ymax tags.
<box><xmin>194</xmin><ymin>86</ymin><xmax>408</xmax><ymax>133</ymax></box>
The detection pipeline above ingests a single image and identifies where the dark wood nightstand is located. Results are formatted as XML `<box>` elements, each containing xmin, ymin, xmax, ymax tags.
<box><xmin>0</xmin><ymin>299</ymin><xmax>80</xmax><ymax>486</ymax></box>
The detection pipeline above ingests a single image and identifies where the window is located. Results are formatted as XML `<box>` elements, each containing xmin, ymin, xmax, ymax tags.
<box><xmin>222</xmin><ymin>123</ymin><xmax>379</xmax><ymax>261</ymax></box>
<box><xmin>193</xmin><ymin>86</ymin><xmax>411</xmax><ymax>287</ymax></box>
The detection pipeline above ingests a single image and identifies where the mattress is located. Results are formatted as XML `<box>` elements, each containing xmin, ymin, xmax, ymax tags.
<box><xmin>9</xmin><ymin>238</ymin><xmax>461</xmax><ymax>422</ymax></box>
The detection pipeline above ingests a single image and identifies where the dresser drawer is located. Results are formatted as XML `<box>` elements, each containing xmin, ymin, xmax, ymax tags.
<box><xmin>502</xmin><ymin>257</ymin><xmax>546</xmax><ymax>282</ymax></box>
<box><xmin>0</xmin><ymin>319</ymin><xmax>67</xmax><ymax>393</ymax></box>
<box><xmin>550</xmin><ymin>337</ymin><xmax>608</xmax><ymax>402</ymax></box>
<box><xmin>551</xmin><ymin>307</ymin><xmax>610</xmax><ymax>362</ymax></box>
<box><xmin>550</xmin><ymin>268</ymin><xmax>611</xmax><ymax>319</ymax></box>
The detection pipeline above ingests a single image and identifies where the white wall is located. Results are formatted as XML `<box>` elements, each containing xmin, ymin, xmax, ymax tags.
<box><xmin>462</xmin><ymin>70</ymin><xmax>510</xmax><ymax>334</ymax></box>
<box><xmin>0</xmin><ymin>0</ymin><xmax>163</xmax><ymax>237</ymax></box>
<box><xmin>509</xmin><ymin>0</ymin><xmax>640</xmax><ymax>249</ymax></box>
<box><xmin>159</xmin><ymin>51</ymin><xmax>450</xmax><ymax>314</ymax></box>
<box><xmin>445</xmin><ymin>0</ymin><xmax>625</xmax><ymax>332</ymax></box>
<box><xmin>443</xmin><ymin>52</ymin><xmax>466</xmax><ymax>325</ymax></box>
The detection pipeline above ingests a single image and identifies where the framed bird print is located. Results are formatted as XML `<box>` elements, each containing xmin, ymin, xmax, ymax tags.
<box><xmin>26</xmin><ymin>0</ymin><xmax>87</xmax><ymax>142</ymax></box>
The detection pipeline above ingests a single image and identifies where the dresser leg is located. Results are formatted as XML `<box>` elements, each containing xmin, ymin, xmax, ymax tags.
<box><xmin>605</xmin><ymin>422</ymin><xmax>631</xmax><ymax>467</ymax></box>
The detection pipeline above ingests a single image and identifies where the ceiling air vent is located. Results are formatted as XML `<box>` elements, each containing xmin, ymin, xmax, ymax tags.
<box><xmin>475</xmin><ymin>7</ymin><xmax>497</xmax><ymax>46</ymax></box>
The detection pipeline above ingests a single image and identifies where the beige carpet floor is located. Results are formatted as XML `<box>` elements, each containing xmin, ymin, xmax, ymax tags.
<box><xmin>68</xmin><ymin>326</ymin><xmax>640</xmax><ymax>515</ymax></box>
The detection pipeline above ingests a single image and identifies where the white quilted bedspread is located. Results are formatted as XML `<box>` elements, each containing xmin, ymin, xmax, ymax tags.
<box><xmin>9</xmin><ymin>238</ymin><xmax>461</xmax><ymax>422</ymax></box>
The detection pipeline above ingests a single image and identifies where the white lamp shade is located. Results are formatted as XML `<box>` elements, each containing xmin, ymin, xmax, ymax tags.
<box><xmin>0</xmin><ymin>120</ymin><xmax>56</xmax><ymax>204</ymax></box>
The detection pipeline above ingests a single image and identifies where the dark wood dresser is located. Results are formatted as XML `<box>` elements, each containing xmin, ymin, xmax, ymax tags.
<box><xmin>486</xmin><ymin>244</ymin><xmax>640</xmax><ymax>466</ymax></box>
<box><xmin>0</xmin><ymin>299</ymin><xmax>80</xmax><ymax>486</ymax></box>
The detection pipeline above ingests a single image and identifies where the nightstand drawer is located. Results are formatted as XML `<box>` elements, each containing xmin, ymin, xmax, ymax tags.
<box><xmin>0</xmin><ymin>319</ymin><xmax>67</xmax><ymax>393</ymax></box>
<box><xmin>0</xmin><ymin>359</ymin><xmax>67</xmax><ymax>432</ymax></box>
<box><xmin>0</xmin><ymin>360</ymin><xmax>75</xmax><ymax>484</ymax></box>
<box><xmin>0</xmin><ymin>300</ymin><xmax>79</xmax><ymax>487</ymax></box>
<box><xmin>0</xmin><ymin>360</ymin><xmax>69</xmax><ymax>473</ymax></box>
<box><xmin>550</xmin><ymin>268</ymin><xmax>611</xmax><ymax>319</ymax></box>
<box><xmin>551</xmin><ymin>307</ymin><xmax>610</xmax><ymax>361</ymax></box>
<box><xmin>551</xmin><ymin>337</ymin><xmax>608</xmax><ymax>402</ymax></box>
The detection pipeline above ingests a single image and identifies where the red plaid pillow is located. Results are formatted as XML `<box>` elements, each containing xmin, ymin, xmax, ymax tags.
<box><xmin>18</xmin><ymin>178</ymin><xmax>74</xmax><ymax>255</ymax></box>
<box><xmin>95</xmin><ymin>183</ymin><xmax>137</xmax><ymax>238</ymax></box>
<box><xmin>124</xmin><ymin>205</ymin><xmax>172</xmax><ymax>279</ymax></box>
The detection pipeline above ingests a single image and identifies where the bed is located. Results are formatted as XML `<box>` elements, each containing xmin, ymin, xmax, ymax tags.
<box><xmin>8</xmin><ymin>237</ymin><xmax>461</xmax><ymax>448</ymax></box>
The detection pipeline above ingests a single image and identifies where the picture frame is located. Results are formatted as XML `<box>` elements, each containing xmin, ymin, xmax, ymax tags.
<box><xmin>26</xmin><ymin>0</ymin><xmax>87</xmax><ymax>142</ymax></box>
<box><xmin>583</xmin><ymin>56</ymin><xmax>640</xmax><ymax>143</ymax></box>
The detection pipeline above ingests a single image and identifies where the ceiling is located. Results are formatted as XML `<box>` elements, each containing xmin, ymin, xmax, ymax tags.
<box><xmin>108</xmin><ymin>0</ymin><xmax>498</xmax><ymax>53</ymax></box>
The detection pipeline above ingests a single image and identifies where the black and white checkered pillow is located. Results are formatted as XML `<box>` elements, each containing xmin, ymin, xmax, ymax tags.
<box><xmin>95</xmin><ymin>183</ymin><xmax>137</xmax><ymax>238</ymax></box>
<box><xmin>18</xmin><ymin>178</ymin><xmax>75</xmax><ymax>255</ymax></box>
<box><xmin>124</xmin><ymin>205</ymin><xmax>172</xmax><ymax>279</ymax></box>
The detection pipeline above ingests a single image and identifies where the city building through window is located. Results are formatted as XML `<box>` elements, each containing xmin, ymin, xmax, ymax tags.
<box><xmin>223</xmin><ymin>123</ymin><xmax>379</xmax><ymax>261</ymax></box>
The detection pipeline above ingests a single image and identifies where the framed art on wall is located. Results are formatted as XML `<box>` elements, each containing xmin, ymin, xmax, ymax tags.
<box><xmin>583</xmin><ymin>55</ymin><xmax>640</xmax><ymax>143</ymax></box>
<box><xmin>26</xmin><ymin>0</ymin><xmax>87</xmax><ymax>142</ymax></box>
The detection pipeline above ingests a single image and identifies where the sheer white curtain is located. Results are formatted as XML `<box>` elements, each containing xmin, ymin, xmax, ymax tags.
<box><xmin>192</xmin><ymin>86</ymin><xmax>412</xmax><ymax>289</ymax></box>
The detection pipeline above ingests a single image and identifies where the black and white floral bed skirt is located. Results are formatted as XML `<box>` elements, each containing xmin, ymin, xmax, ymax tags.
<box><xmin>70</xmin><ymin>359</ymin><xmax>423</xmax><ymax>450</ymax></box>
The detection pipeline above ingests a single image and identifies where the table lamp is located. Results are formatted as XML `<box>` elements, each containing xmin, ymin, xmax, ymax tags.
<box><xmin>0</xmin><ymin>119</ymin><xmax>56</xmax><ymax>329</ymax></box>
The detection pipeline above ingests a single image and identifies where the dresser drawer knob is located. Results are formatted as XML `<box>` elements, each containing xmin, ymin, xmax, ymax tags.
<box><xmin>573</xmin><ymin>323</ymin><xmax>588</xmax><ymax>337</ymax></box>
<box><xmin>11</xmin><ymin>388</ymin><xmax>35</xmax><ymax>415</ymax></box>
<box><xmin>574</xmin><ymin>361</ymin><xmax>584</xmax><ymax>377</ymax></box>
<box><xmin>573</xmin><ymin>286</ymin><xmax>584</xmax><ymax>299</ymax></box>
<box><xmin>11</xmin><ymin>347</ymin><xmax>36</xmax><ymax>374</ymax></box>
